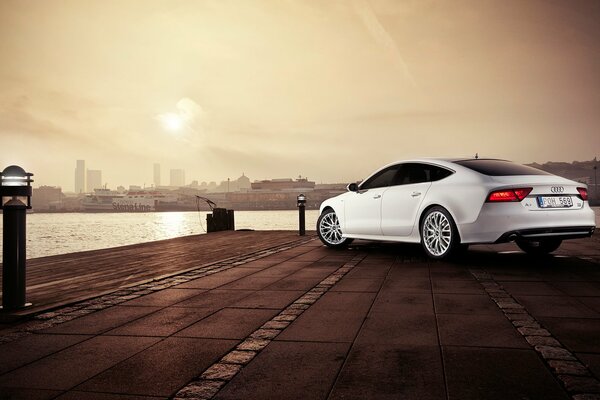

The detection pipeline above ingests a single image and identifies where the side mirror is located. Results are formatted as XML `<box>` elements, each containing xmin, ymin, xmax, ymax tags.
<box><xmin>347</xmin><ymin>182</ymin><xmax>359</xmax><ymax>192</ymax></box>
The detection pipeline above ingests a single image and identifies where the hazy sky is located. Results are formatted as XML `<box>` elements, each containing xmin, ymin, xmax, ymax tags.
<box><xmin>1</xmin><ymin>0</ymin><xmax>599</xmax><ymax>191</ymax></box>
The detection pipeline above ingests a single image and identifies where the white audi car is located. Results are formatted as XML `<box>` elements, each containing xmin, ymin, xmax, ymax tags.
<box><xmin>317</xmin><ymin>158</ymin><xmax>596</xmax><ymax>259</ymax></box>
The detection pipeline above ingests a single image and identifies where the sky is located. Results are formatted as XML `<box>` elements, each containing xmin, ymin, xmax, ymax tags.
<box><xmin>0</xmin><ymin>0</ymin><xmax>599</xmax><ymax>191</ymax></box>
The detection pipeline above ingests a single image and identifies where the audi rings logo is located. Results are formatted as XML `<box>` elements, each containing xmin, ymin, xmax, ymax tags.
<box><xmin>550</xmin><ymin>186</ymin><xmax>565</xmax><ymax>193</ymax></box>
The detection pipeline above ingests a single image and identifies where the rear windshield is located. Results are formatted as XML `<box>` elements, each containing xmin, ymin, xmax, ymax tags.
<box><xmin>454</xmin><ymin>159</ymin><xmax>551</xmax><ymax>176</ymax></box>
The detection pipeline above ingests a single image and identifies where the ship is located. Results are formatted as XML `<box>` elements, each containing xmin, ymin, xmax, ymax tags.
<box><xmin>81</xmin><ymin>189</ymin><xmax>179</xmax><ymax>212</ymax></box>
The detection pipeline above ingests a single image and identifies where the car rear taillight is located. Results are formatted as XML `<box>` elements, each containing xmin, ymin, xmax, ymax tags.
<box><xmin>487</xmin><ymin>188</ymin><xmax>532</xmax><ymax>202</ymax></box>
<box><xmin>577</xmin><ymin>187</ymin><xmax>588</xmax><ymax>201</ymax></box>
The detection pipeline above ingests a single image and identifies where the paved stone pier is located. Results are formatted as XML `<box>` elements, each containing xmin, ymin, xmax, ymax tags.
<box><xmin>0</xmin><ymin>233</ymin><xmax>599</xmax><ymax>399</ymax></box>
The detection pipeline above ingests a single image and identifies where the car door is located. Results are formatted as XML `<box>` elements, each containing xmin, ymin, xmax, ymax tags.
<box><xmin>381</xmin><ymin>163</ymin><xmax>432</xmax><ymax>237</ymax></box>
<box><xmin>344</xmin><ymin>165</ymin><xmax>400</xmax><ymax>236</ymax></box>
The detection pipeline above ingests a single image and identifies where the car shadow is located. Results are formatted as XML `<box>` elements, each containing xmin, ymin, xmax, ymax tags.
<box><xmin>344</xmin><ymin>240</ymin><xmax>595</xmax><ymax>272</ymax></box>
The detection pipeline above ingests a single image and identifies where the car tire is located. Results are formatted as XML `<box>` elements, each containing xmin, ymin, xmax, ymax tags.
<box><xmin>420</xmin><ymin>206</ymin><xmax>461</xmax><ymax>260</ymax></box>
<box><xmin>515</xmin><ymin>238</ymin><xmax>562</xmax><ymax>255</ymax></box>
<box><xmin>317</xmin><ymin>209</ymin><xmax>353</xmax><ymax>248</ymax></box>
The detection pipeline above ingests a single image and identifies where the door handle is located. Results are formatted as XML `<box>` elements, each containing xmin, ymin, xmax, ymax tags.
<box><xmin>411</xmin><ymin>192</ymin><xmax>421</xmax><ymax>197</ymax></box>
<box><xmin>373</xmin><ymin>194</ymin><xmax>382</xmax><ymax>199</ymax></box>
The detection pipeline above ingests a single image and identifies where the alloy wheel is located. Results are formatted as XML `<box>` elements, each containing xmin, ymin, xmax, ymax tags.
<box><xmin>319</xmin><ymin>211</ymin><xmax>345</xmax><ymax>245</ymax></box>
<box><xmin>423</xmin><ymin>210</ymin><xmax>452</xmax><ymax>256</ymax></box>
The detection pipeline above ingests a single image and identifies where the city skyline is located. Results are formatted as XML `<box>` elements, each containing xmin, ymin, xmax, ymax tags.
<box><xmin>1</xmin><ymin>1</ymin><xmax>599</xmax><ymax>189</ymax></box>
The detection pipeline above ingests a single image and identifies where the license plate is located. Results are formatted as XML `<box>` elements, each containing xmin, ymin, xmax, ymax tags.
<box><xmin>537</xmin><ymin>196</ymin><xmax>573</xmax><ymax>208</ymax></box>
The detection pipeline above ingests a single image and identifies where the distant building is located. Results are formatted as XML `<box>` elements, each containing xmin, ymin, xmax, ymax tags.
<box><xmin>251</xmin><ymin>177</ymin><xmax>315</xmax><ymax>191</ymax></box>
<box><xmin>32</xmin><ymin>186</ymin><xmax>64</xmax><ymax>211</ymax></box>
<box><xmin>213</xmin><ymin>174</ymin><xmax>252</xmax><ymax>193</ymax></box>
<box><xmin>75</xmin><ymin>160</ymin><xmax>85</xmax><ymax>194</ymax></box>
<box><xmin>86</xmin><ymin>170</ymin><xmax>102</xmax><ymax>193</ymax></box>
<box><xmin>237</xmin><ymin>174</ymin><xmax>251</xmax><ymax>191</ymax></box>
<box><xmin>170</xmin><ymin>169</ymin><xmax>185</xmax><ymax>187</ymax></box>
<box><xmin>153</xmin><ymin>163</ymin><xmax>161</xmax><ymax>187</ymax></box>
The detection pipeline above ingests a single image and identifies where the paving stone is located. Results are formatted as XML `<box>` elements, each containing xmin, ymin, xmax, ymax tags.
<box><xmin>549</xmin><ymin>360</ymin><xmax>591</xmax><ymax>376</ymax></box>
<box><xmin>518</xmin><ymin>327</ymin><xmax>551</xmax><ymax>336</ymax></box>
<box><xmin>511</xmin><ymin>318</ymin><xmax>540</xmax><ymax>328</ymax></box>
<box><xmin>0</xmin><ymin>334</ymin><xmax>92</xmax><ymax>375</ymax></box>
<box><xmin>515</xmin><ymin>295</ymin><xmax>599</xmax><ymax>318</ymax></box>
<box><xmin>75</xmin><ymin>337</ymin><xmax>236</xmax><ymax>397</ymax></box>
<box><xmin>201</xmin><ymin>363</ymin><xmax>242</xmax><ymax>380</ymax></box>
<box><xmin>214</xmin><ymin>341</ymin><xmax>349</xmax><ymax>400</ymax></box>
<box><xmin>525</xmin><ymin>336</ymin><xmax>562</xmax><ymax>347</ymax></box>
<box><xmin>236</xmin><ymin>338</ymin><xmax>270</xmax><ymax>351</ymax></box>
<box><xmin>42</xmin><ymin>306</ymin><xmax>161</xmax><ymax>335</ymax></box>
<box><xmin>261</xmin><ymin>320</ymin><xmax>290</xmax><ymax>330</ymax></box>
<box><xmin>535</xmin><ymin>345</ymin><xmax>577</xmax><ymax>361</ymax></box>
<box><xmin>443</xmin><ymin>347</ymin><xmax>570</xmax><ymax>400</ymax></box>
<box><xmin>249</xmin><ymin>328</ymin><xmax>280</xmax><ymax>340</ymax></box>
<box><xmin>221</xmin><ymin>350</ymin><xmax>257</xmax><ymax>365</ymax></box>
<box><xmin>174</xmin><ymin>290</ymin><xmax>254</xmax><ymax>309</ymax></box>
<box><xmin>577</xmin><ymin>353</ymin><xmax>600</xmax><ymax>381</ymax></box>
<box><xmin>107</xmin><ymin>307</ymin><xmax>214</xmax><ymax>337</ymax></box>
<box><xmin>558</xmin><ymin>375</ymin><xmax>600</xmax><ymax>393</ymax></box>
<box><xmin>434</xmin><ymin>294</ymin><xmax>501</xmax><ymax>315</ymax></box>
<box><xmin>502</xmin><ymin>308</ymin><xmax>528</xmax><ymax>314</ymax></box>
<box><xmin>437</xmin><ymin>314</ymin><xmax>529</xmax><ymax>349</ymax></box>
<box><xmin>232</xmin><ymin>290</ymin><xmax>304</xmax><ymax>309</ymax></box>
<box><xmin>330</xmin><ymin>344</ymin><xmax>445</xmax><ymax>400</ymax></box>
<box><xmin>0</xmin><ymin>388</ymin><xmax>63</xmax><ymax>400</ymax></box>
<box><xmin>55</xmin><ymin>391</ymin><xmax>161</xmax><ymax>400</ymax></box>
<box><xmin>572</xmin><ymin>394</ymin><xmax>600</xmax><ymax>400</ymax></box>
<box><xmin>495</xmin><ymin>301</ymin><xmax>525</xmax><ymax>310</ymax></box>
<box><xmin>176</xmin><ymin>308</ymin><xmax>278</xmax><ymax>340</ymax></box>
<box><xmin>537</xmin><ymin>318</ymin><xmax>600</xmax><ymax>353</ymax></box>
<box><xmin>279</xmin><ymin>308</ymin><xmax>304</xmax><ymax>316</ymax></box>
<box><xmin>174</xmin><ymin>380</ymin><xmax>225</xmax><ymax>400</ymax></box>
<box><xmin>0</xmin><ymin>336</ymin><xmax>160</xmax><ymax>391</ymax></box>
<box><xmin>120</xmin><ymin>288</ymin><xmax>207</xmax><ymax>307</ymax></box>
<box><xmin>273</xmin><ymin>314</ymin><xmax>297</xmax><ymax>322</ymax></box>
<box><xmin>499</xmin><ymin>281</ymin><xmax>563</xmax><ymax>296</ymax></box>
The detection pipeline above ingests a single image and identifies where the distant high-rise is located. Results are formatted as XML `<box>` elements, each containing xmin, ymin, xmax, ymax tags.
<box><xmin>153</xmin><ymin>163</ymin><xmax>161</xmax><ymax>187</ymax></box>
<box><xmin>170</xmin><ymin>169</ymin><xmax>185</xmax><ymax>187</ymax></box>
<box><xmin>86</xmin><ymin>170</ymin><xmax>102</xmax><ymax>192</ymax></box>
<box><xmin>75</xmin><ymin>160</ymin><xmax>85</xmax><ymax>194</ymax></box>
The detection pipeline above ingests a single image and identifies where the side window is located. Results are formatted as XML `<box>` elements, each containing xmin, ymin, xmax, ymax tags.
<box><xmin>361</xmin><ymin>166</ymin><xmax>400</xmax><ymax>190</ymax></box>
<box><xmin>393</xmin><ymin>163</ymin><xmax>429</xmax><ymax>185</ymax></box>
<box><xmin>392</xmin><ymin>163</ymin><xmax>454</xmax><ymax>185</ymax></box>
<box><xmin>429</xmin><ymin>166</ymin><xmax>453</xmax><ymax>182</ymax></box>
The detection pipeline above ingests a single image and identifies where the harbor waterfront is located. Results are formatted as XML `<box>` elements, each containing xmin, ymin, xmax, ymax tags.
<box><xmin>0</xmin><ymin>210</ymin><xmax>320</xmax><ymax>261</ymax></box>
<box><xmin>1</xmin><ymin>208</ymin><xmax>597</xmax><ymax>262</ymax></box>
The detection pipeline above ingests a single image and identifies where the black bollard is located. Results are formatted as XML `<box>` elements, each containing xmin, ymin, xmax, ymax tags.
<box><xmin>297</xmin><ymin>194</ymin><xmax>306</xmax><ymax>236</ymax></box>
<box><xmin>0</xmin><ymin>165</ymin><xmax>34</xmax><ymax>311</ymax></box>
<box><xmin>2</xmin><ymin>199</ymin><xmax>28</xmax><ymax>309</ymax></box>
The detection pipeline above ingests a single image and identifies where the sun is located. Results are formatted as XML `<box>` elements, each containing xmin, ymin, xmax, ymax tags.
<box><xmin>160</xmin><ymin>113</ymin><xmax>184</xmax><ymax>132</ymax></box>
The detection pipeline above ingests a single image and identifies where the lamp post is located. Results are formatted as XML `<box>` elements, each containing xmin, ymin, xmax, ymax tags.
<box><xmin>297</xmin><ymin>193</ymin><xmax>306</xmax><ymax>236</ymax></box>
<box><xmin>1</xmin><ymin>165</ymin><xmax>33</xmax><ymax>311</ymax></box>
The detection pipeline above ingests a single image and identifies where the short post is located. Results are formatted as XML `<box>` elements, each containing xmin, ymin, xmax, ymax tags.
<box><xmin>297</xmin><ymin>193</ymin><xmax>306</xmax><ymax>236</ymax></box>
<box><xmin>207</xmin><ymin>208</ymin><xmax>235</xmax><ymax>233</ymax></box>
<box><xmin>1</xmin><ymin>165</ymin><xmax>34</xmax><ymax>311</ymax></box>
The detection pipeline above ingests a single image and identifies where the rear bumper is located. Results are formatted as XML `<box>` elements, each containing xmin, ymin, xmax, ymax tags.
<box><xmin>458</xmin><ymin>202</ymin><xmax>596</xmax><ymax>244</ymax></box>
<box><xmin>494</xmin><ymin>226</ymin><xmax>596</xmax><ymax>243</ymax></box>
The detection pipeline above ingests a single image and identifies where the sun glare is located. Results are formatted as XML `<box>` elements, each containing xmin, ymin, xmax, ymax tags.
<box><xmin>160</xmin><ymin>113</ymin><xmax>184</xmax><ymax>132</ymax></box>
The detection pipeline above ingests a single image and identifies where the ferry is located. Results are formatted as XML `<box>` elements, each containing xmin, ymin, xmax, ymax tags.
<box><xmin>81</xmin><ymin>189</ymin><xmax>178</xmax><ymax>212</ymax></box>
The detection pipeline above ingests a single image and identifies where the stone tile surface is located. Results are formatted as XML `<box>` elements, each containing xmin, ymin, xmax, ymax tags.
<box><xmin>42</xmin><ymin>306</ymin><xmax>161</xmax><ymax>335</ymax></box>
<box><xmin>175</xmin><ymin>308</ymin><xmax>279</xmax><ymax>339</ymax></box>
<box><xmin>214</xmin><ymin>341</ymin><xmax>349</xmax><ymax>400</ymax></box>
<box><xmin>330</xmin><ymin>344</ymin><xmax>446</xmax><ymax>400</ymax></box>
<box><xmin>0</xmin><ymin>336</ymin><xmax>159</xmax><ymax>390</ymax></box>
<box><xmin>443</xmin><ymin>347</ymin><xmax>570</xmax><ymax>400</ymax></box>
<box><xmin>75</xmin><ymin>337</ymin><xmax>236</xmax><ymax>397</ymax></box>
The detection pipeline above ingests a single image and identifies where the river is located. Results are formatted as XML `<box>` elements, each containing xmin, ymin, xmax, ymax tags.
<box><xmin>0</xmin><ymin>208</ymin><xmax>598</xmax><ymax>261</ymax></box>
<box><xmin>0</xmin><ymin>210</ymin><xmax>320</xmax><ymax>260</ymax></box>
